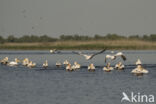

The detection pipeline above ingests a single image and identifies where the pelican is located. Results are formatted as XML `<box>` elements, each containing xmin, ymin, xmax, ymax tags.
<box><xmin>103</xmin><ymin>63</ymin><xmax>114</xmax><ymax>72</ymax></box>
<box><xmin>74</xmin><ymin>62</ymin><xmax>81</xmax><ymax>69</ymax></box>
<box><xmin>136</xmin><ymin>59</ymin><xmax>142</xmax><ymax>65</ymax></box>
<box><xmin>63</xmin><ymin>60</ymin><xmax>70</xmax><ymax>65</ymax></box>
<box><xmin>1</xmin><ymin>57</ymin><xmax>9</xmax><ymax>65</ymax></box>
<box><xmin>73</xmin><ymin>49</ymin><xmax>106</xmax><ymax>60</ymax></box>
<box><xmin>27</xmin><ymin>61</ymin><xmax>36</xmax><ymax>68</ymax></box>
<box><xmin>8</xmin><ymin>58</ymin><xmax>20</xmax><ymax>66</ymax></box>
<box><xmin>131</xmin><ymin>65</ymin><xmax>148</xmax><ymax>76</ymax></box>
<box><xmin>22</xmin><ymin>58</ymin><xmax>29</xmax><ymax>66</ymax></box>
<box><xmin>131</xmin><ymin>59</ymin><xmax>148</xmax><ymax>76</ymax></box>
<box><xmin>66</xmin><ymin>63</ymin><xmax>73</xmax><ymax>71</ymax></box>
<box><xmin>43</xmin><ymin>60</ymin><xmax>48</xmax><ymax>68</ymax></box>
<box><xmin>56</xmin><ymin>61</ymin><xmax>61</xmax><ymax>67</ymax></box>
<box><xmin>71</xmin><ymin>61</ymin><xmax>81</xmax><ymax>70</ymax></box>
<box><xmin>105</xmin><ymin>52</ymin><xmax>126</xmax><ymax>63</ymax></box>
<box><xmin>115</xmin><ymin>62</ymin><xmax>125</xmax><ymax>70</ymax></box>
<box><xmin>50</xmin><ymin>49</ymin><xmax>60</xmax><ymax>54</ymax></box>
<box><xmin>88</xmin><ymin>63</ymin><xmax>95</xmax><ymax>71</ymax></box>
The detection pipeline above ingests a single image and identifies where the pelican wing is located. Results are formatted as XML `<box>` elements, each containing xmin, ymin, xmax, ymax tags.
<box><xmin>121</xmin><ymin>55</ymin><xmax>126</xmax><ymax>61</ymax></box>
<box><xmin>72</xmin><ymin>51</ymin><xmax>82</xmax><ymax>55</ymax></box>
<box><xmin>115</xmin><ymin>52</ymin><xmax>126</xmax><ymax>61</ymax></box>
<box><xmin>91</xmin><ymin>49</ymin><xmax>106</xmax><ymax>58</ymax></box>
<box><xmin>72</xmin><ymin>51</ymin><xmax>87</xmax><ymax>57</ymax></box>
<box><xmin>105</xmin><ymin>55</ymin><xmax>111</xmax><ymax>63</ymax></box>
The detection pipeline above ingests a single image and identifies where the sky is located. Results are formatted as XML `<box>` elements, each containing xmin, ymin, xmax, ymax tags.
<box><xmin>0</xmin><ymin>0</ymin><xmax>156</xmax><ymax>37</ymax></box>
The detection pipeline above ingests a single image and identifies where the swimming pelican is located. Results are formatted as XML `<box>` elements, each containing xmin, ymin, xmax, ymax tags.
<box><xmin>8</xmin><ymin>58</ymin><xmax>20</xmax><ymax>66</ymax></box>
<box><xmin>136</xmin><ymin>59</ymin><xmax>142</xmax><ymax>65</ymax></box>
<box><xmin>1</xmin><ymin>57</ymin><xmax>9</xmax><ymax>65</ymax></box>
<box><xmin>56</xmin><ymin>61</ymin><xmax>62</xmax><ymax>67</ymax></box>
<box><xmin>66</xmin><ymin>63</ymin><xmax>73</xmax><ymax>71</ymax></box>
<box><xmin>103</xmin><ymin>63</ymin><xmax>114</xmax><ymax>72</ymax></box>
<box><xmin>71</xmin><ymin>61</ymin><xmax>81</xmax><ymax>70</ymax></box>
<box><xmin>22</xmin><ymin>58</ymin><xmax>29</xmax><ymax>66</ymax></box>
<box><xmin>115</xmin><ymin>62</ymin><xmax>125</xmax><ymax>70</ymax></box>
<box><xmin>27</xmin><ymin>61</ymin><xmax>36</xmax><ymax>68</ymax></box>
<box><xmin>88</xmin><ymin>63</ymin><xmax>95</xmax><ymax>71</ymax></box>
<box><xmin>43</xmin><ymin>60</ymin><xmax>48</xmax><ymax>68</ymax></box>
<box><xmin>63</xmin><ymin>60</ymin><xmax>70</xmax><ymax>65</ymax></box>
<box><xmin>105</xmin><ymin>52</ymin><xmax>126</xmax><ymax>63</ymax></box>
<box><xmin>73</xmin><ymin>49</ymin><xmax>106</xmax><ymax>60</ymax></box>
<box><xmin>131</xmin><ymin>59</ymin><xmax>148</xmax><ymax>76</ymax></box>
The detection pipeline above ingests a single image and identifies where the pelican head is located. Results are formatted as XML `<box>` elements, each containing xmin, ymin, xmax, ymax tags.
<box><xmin>136</xmin><ymin>59</ymin><xmax>142</xmax><ymax>65</ymax></box>
<box><xmin>107</xmin><ymin>63</ymin><xmax>111</xmax><ymax>67</ymax></box>
<box><xmin>15</xmin><ymin>58</ymin><xmax>20</xmax><ymax>63</ymax></box>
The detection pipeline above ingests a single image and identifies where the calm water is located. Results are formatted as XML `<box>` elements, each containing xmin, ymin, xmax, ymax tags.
<box><xmin>0</xmin><ymin>50</ymin><xmax>156</xmax><ymax>104</ymax></box>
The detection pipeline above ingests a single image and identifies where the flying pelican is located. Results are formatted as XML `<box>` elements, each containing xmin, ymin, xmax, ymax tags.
<box><xmin>115</xmin><ymin>62</ymin><xmax>125</xmax><ymax>70</ymax></box>
<box><xmin>50</xmin><ymin>49</ymin><xmax>60</xmax><ymax>54</ymax></box>
<box><xmin>43</xmin><ymin>60</ymin><xmax>48</xmax><ymax>69</ymax></box>
<box><xmin>8</xmin><ymin>58</ymin><xmax>20</xmax><ymax>66</ymax></box>
<box><xmin>73</xmin><ymin>49</ymin><xmax>106</xmax><ymax>60</ymax></box>
<box><xmin>103</xmin><ymin>63</ymin><xmax>114</xmax><ymax>72</ymax></box>
<box><xmin>105</xmin><ymin>52</ymin><xmax>126</xmax><ymax>63</ymax></box>
<box><xmin>131</xmin><ymin>59</ymin><xmax>148</xmax><ymax>76</ymax></box>
<box><xmin>88</xmin><ymin>63</ymin><xmax>95</xmax><ymax>71</ymax></box>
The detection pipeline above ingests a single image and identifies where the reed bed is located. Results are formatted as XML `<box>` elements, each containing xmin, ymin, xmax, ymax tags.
<box><xmin>0</xmin><ymin>40</ymin><xmax>156</xmax><ymax>50</ymax></box>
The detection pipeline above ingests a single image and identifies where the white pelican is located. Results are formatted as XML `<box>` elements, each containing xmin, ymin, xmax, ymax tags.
<box><xmin>56</xmin><ymin>62</ymin><xmax>62</xmax><ymax>67</ymax></box>
<box><xmin>131</xmin><ymin>59</ymin><xmax>148</xmax><ymax>76</ymax></box>
<box><xmin>50</xmin><ymin>49</ymin><xmax>60</xmax><ymax>54</ymax></box>
<box><xmin>22</xmin><ymin>58</ymin><xmax>29</xmax><ymax>66</ymax></box>
<box><xmin>63</xmin><ymin>60</ymin><xmax>70</xmax><ymax>65</ymax></box>
<box><xmin>66</xmin><ymin>63</ymin><xmax>73</xmax><ymax>71</ymax></box>
<box><xmin>43</xmin><ymin>60</ymin><xmax>48</xmax><ymax>68</ymax></box>
<box><xmin>8</xmin><ymin>58</ymin><xmax>20</xmax><ymax>66</ymax></box>
<box><xmin>103</xmin><ymin>63</ymin><xmax>114</xmax><ymax>72</ymax></box>
<box><xmin>136</xmin><ymin>59</ymin><xmax>142</xmax><ymax>65</ymax></box>
<box><xmin>131</xmin><ymin>65</ymin><xmax>148</xmax><ymax>76</ymax></box>
<box><xmin>73</xmin><ymin>49</ymin><xmax>106</xmax><ymax>60</ymax></box>
<box><xmin>105</xmin><ymin>52</ymin><xmax>126</xmax><ymax>63</ymax></box>
<box><xmin>115</xmin><ymin>62</ymin><xmax>125</xmax><ymax>70</ymax></box>
<box><xmin>1</xmin><ymin>57</ymin><xmax>9</xmax><ymax>65</ymax></box>
<box><xmin>88</xmin><ymin>63</ymin><xmax>95</xmax><ymax>71</ymax></box>
<box><xmin>27</xmin><ymin>61</ymin><xmax>36</xmax><ymax>68</ymax></box>
<box><xmin>71</xmin><ymin>61</ymin><xmax>81</xmax><ymax>70</ymax></box>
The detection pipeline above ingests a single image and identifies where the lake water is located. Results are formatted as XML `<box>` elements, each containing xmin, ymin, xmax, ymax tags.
<box><xmin>0</xmin><ymin>50</ymin><xmax>156</xmax><ymax>104</ymax></box>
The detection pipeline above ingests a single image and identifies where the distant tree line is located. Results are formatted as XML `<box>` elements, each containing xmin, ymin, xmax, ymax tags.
<box><xmin>0</xmin><ymin>34</ymin><xmax>156</xmax><ymax>43</ymax></box>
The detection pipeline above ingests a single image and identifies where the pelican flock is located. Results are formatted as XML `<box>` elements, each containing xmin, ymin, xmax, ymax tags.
<box><xmin>0</xmin><ymin>49</ymin><xmax>149</xmax><ymax>76</ymax></box>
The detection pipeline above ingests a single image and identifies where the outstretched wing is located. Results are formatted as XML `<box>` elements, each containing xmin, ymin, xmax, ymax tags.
<box><xmin>121</xmin><ymin>55</ymin><xmax>126</xmax><ymax>61</ymax></box>
<box><xmin>105</xmin><ymin>54</ymin><xmax>112</xmax><ymax>63</ymax></box>
<box><xmin>91</xmin><ymin>49</ymin><xmax>106</xmax><ymax>58</ymax></box>
<box><xmin>115</xmin><ymin>52</ymin><xmax>126</xmax><ymax>61</ymax></box>
<box><xmin>72</xmin><ymin>51</ymin><xmax>86</xmax><ymax>56</ymax></box>
<box><xmin>105</xmin><ymin>56</ymin><xmax>107</xmax><ymax>63</ymax></box>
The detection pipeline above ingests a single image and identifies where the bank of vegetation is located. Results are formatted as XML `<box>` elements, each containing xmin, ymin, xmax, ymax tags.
<box><xmin>0</xmin><ymin>34</ymin><xmax>156</xmax><ymax>50</ymax></box>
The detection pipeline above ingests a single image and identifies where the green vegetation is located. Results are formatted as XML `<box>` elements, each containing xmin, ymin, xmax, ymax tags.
<box><xmin>0</xmin><ymin>34</ymin><xmax>156</xmax><ymax>50</ymax></box>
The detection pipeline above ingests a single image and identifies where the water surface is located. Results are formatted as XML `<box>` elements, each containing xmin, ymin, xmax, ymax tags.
<box><xmin>0</xmin><ymin>50</ymin><xmax>156</xmax><ymax>104</ymax></box>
